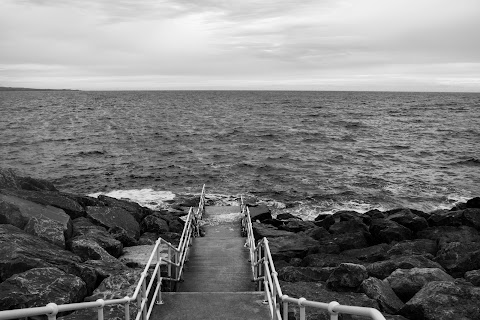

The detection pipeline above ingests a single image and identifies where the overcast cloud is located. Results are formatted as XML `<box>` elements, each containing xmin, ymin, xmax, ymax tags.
<box><xmin>1</xmin><ymin>0</ymin><xmax>479</xmax><ymax>91</ymax></box>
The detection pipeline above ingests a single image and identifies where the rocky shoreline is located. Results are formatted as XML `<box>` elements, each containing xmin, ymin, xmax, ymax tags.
<box><xmin>1</xmin><ymin>168</ymin><xmax>480</xmax><ymax>320</ymax></box>
<box><xmin>248</xmin><ymin>196</ymin><xmax>480</xmax><ymax>319</ymax></box>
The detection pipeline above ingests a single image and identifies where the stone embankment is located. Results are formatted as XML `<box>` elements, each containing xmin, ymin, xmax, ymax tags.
<box><xmin>0</xmin><ymin>169</ymin><xmax>195</xmax><ymax>319</ymax></box>
<box><xmin>247</xmin><ymin>197</ymin><xmax>480</xmax><ymax>320</ymax></box>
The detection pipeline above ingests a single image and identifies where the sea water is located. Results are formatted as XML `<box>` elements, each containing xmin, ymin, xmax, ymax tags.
<box><xmin>1</xmin><ymin>90</ymin><xmax>479</xmax><ymax>219</ymax></box>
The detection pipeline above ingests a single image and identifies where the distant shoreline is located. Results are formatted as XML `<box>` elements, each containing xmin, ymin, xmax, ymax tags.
<box><xmin>0</xmin><ymin>86</ymin><xmax>79</xmax><ymax>91</ymax></box>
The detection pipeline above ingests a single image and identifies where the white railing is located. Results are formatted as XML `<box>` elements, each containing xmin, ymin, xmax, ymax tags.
<box><xmin>0</xmin><ymin>185</ymin><xmax>207</xmax><ymax>320</ymax></box>
<box><xmin>240</xmin><ymin>197</ymin><xmax>386</xmax><ymax>320</ymax></box>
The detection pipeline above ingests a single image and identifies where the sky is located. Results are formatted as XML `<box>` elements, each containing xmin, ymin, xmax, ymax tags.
<box><xmin>1</xmin><ymin>0</ymin><xmax>480</xmax><ymax>91</ymax></box>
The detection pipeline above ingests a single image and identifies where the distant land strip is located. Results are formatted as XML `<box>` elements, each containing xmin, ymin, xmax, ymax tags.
<box><xmin>0</xmin><ymin>86</ymin><xmax>79</xmax><ymax>91</ymax></box>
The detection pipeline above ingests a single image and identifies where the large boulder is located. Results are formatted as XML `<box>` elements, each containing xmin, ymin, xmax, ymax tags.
<box><xmin>0</xmin><ymin>199</ymin><xmax>26</xmax><ymax>228</ymax></box>
<box><xmin>385</xmin><ymin>268</ymin><xmax>454</xmax><ymax>302</ymax></box>
<box><xmin>369</xmin><ymin>219</ymin><xmax>413</xmax><ymax>244</ymax></box>
<box><xmin>301</xmin><ymin>253</ymin><xmax>362</xmax><ymax>268</ymax></box>
<box><xmin>0</xmin><ymin>267</ymin><xmax>87</xmax><ymax>310</ymax></box>
<box><xmin>0</xmin><ymin>224</ymin><xmax>97</xmax><ymax>292</ymax></box>
<box><xmin>24</xmin><ymin>216</ymin><xmax>67</xmax><ymax>248</ymax></box>
<box><xmin>387</xmin><ymin>209</ymin><xmax>429</xmax><ymax>233</ymax></box>
<box><xmin>0</xmin><ymin>169</ymin><xmax>57</xmax><ymax>191</ymax></box>
<box><xmin>427</xmin><ymin>209</ymin><xmax>465</xmax><ymax>227</ymax></box>
<box><xmin>267</xmin><ymin>235</ymin><xmax>320</xmax><ymax>262</ymax></box>
<box><xmin>1</xmin><ymin>188</ymin><xmax>84</xmax><ymax>219</ymax></box>
<box><xmin>70</xmin><ymin>238</ymin><xmax>119</xmax><ymax>262</ymax></box>
<box><xmin>386</xmin><ymin>239</ymin><xmax>437</xmax><ymax>258</ymax></box>
<box><xmin>58</xmin><ymin>270</ymin><xmax>144</xmax><ymax>320</ymax></box>
<box><xmin>341</xmin><ymin>244</ymin><xmax>390</xmax><ymax>263</ymax></box>
<box><xmin>465</xmin><ymin>269</ymin><xmax>480</xmax><ymax>286</ymax></box>
<box><xmin>97</xmin><ymin>195</ymin><xmax>151</xmax><ymax>223</ymax></box>
<box><xmin>252</xmin><ymin>222</ymin><xmax>295</xmax><ymax>240</ymax></box>
<box><xmin>280</xmin><ymin>281</ymin><xmax>379</xmax><ymax>320</ymax></box>
<box><xmin>463</xmin><ymin>208</ymin><xmax>480</xmax><ymax>230</ymax></box>
<box><xmin>140</xmin><ymin>215</ymin><xmax>169</xmax><ymax>234</ymax></box>
<box><xmin>0</xmin><ymin>193</ymin><xmax>73</xmax><ymax>247</ymax></box>
<box><xmin>119</xmin><ymin>245</ymin><xmax>168</xmax><ymax>268</ymax></box>
<box><xmin>71</xmin><ymin>218</ymin><xmax>123</xmax><ymax>258</ymax></box>
<box><xmin>400</xmin><ymin>281</ymin><xmax>480</xmax><ymax>320</ymax></box>
<box><xmin>247</xmin><ymin>204</ymin><xmax>272</xmax><ymax>222</ymax></box>
<box><xmin>467</xmin><ymin>197</ymin><xmax>480</xmax><ymax>209</ymax></box>
<box><xmin>360</xmin><ymin>277</ymin><xmax>404</xmax><ymax>315</ymax></box>
<box><xmin>86</xmin><ymin>206</ymin><xmax>140</xmax><ymax>239</ymax></box>
<box><xmin>366</xmin><ymin>255</ymin><xmax>444</xmax><ymax>279</ymax></box>
<box><xmin>278</xmin><ymin>220</ymin><xmax>316</xmax><ymax>233</ymax></box>
<box><xmin>277</xmin><ymin>266</ymin><xmax>334</xmax><ymax>282</ymax></box>
<box><xmin>326</xmin><ymin>263</ymin><xmax>368</xmax><ymax>291</ymax></box>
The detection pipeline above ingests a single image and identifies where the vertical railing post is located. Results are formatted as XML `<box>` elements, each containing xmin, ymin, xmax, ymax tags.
<box><xmin>272</xmin><ymin>271</ymin><xmax>277</xmax><ymax>320</ymax></box>
<box><xmin>168</xmin><ymin>246</ymin><xmax>172</xmax><ymax>278</ymax></box>
<box><xmin>298</xmin><ymin>298</ymin><xmax>306</xmax><ymax>320</ymax></box>
<box><xmin>257</xmin><ymin>246</ymin><xmax>263</xmax><ymax>291</ymax></box>
<box><xmin>328</xmin><ymin>301</ymin><xmax>340</xmax><ymax>320</ymax></box>
<box><xmin>124</xmin><ymin>297</ymin><xmax>130</xmax><ymax>320</ymax></box>
<box><xmin>282</xmin><ymin>297</ymin><xmax>289</xmax><ymax>320</ymax></box>
<box><xmin>46</xmin><ymin>303</ymin><xmax>58</xmax><ymax>320</ymax></box>
<box><xmin>96</xmin><ymin>299</ymin><xmax>105</xmax><ymax>320</ymax></box>
<box><xmin>141</xmin><ymin>277</ymin><xmax>147</xmax><ymax>320</ymax></box>
<box><xmin>156</xmin><ymin>242</ymin><xmax>164</xmax><ymax>305</ymax></box>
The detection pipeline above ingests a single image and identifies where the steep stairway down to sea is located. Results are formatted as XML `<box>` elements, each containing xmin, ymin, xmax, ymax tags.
<box><xmin>150</xmin><ymin>206</ymin><xmax>270</xmax><ymax>320</ymax></box>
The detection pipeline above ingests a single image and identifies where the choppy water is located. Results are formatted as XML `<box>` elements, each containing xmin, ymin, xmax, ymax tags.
<box><xmin>1</xmin><ymin>90</ymin><xmax>479</xmax><ymax>219</ymax></box>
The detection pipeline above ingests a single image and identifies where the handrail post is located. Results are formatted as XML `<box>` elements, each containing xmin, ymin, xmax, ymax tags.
<box><xmin>156</xmin><ymin>243</ymin><xmax>164</xmax><ymax>305</ymax></box>
<box><xmin>141</xmin><ymin>277</ymin><xmax>147</xmax><ymax>320</ymax></box>
<box><xmin>46</xmin><ymin>303</ymin><xmax>58</xmax><ymax>320</ymax></box>
<box><xmin>282</xmin><ymin>296</ymin><xmax>289</xmax><ymax>320</ymax></box>
<box><xmin>328</xmin><ymin>301</ymin><xmax>340</xmax><ymax>320</ymax></box>
<box><xmin>168</xmin><ymin>246</ymin><xmax>172</xmax><ymax>278</ymax></box>
<box><xmin>272</xmin><ymin>271</ymin><xmax>278</xmax><ymax>320</ymax></box>
<box><xmin>298</xmin><ymin>298</ymin><xmax>306</xmax><ymax>320</ymax></box>
<box><xmin>124</xmin><ymin>297</ymin><xmax>130</xmax><ymax>320</ymax></box>
<box><xmin>96</xmin><ymin>299</ymin><xmax>105</xmax><ymax>320</ymax></box>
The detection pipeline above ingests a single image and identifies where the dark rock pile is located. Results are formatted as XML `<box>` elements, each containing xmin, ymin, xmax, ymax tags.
<box><xmin>250</xmin><ymin>198</ymin><xmax>480</xmax><ymax>320</ymax></box>
<box><xmin>0</xmin><ymin>169</ymin><xmax>194</xmax><ymax>316</ymax></box>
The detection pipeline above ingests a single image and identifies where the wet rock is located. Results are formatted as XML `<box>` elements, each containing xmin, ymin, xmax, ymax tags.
<box><xmin>59</xmin><ymin>270</ymin><xmax>144</xmax><ymax>320</ymax></box>
<box><xmin>0</xmin><ymin>199</ymin><xmax>27</xmax><ymax>228</ymax></box>
<box><xmin>267</xmin><ymin>234</ymin><xmax>320</xmax><ymax>262</ymax></box>
<box><xmin>385</xmin><ymin>268</ymin><xmax>454</xmax><ymax>302</ymax></box>
<box><xmin>1</xmin><ymin>188</ymin><xmax>84</xmax><ymax>219</ymax></box>
<box><xmin>70</xmin><ymin>238</ymin><xmax>119</xmax><ymax>262</ymax></box>
<box><xmin>360</xmin><ymin>277</ymin><xmax>404</xmax><ymax>314</ymax></box>
<box><xmin>400</xmin><ymin>281</ymin><xmax>480</xmax><ymax>320</ymax></box>
<box><xmin>329</xmin><ymin>232</ymin><xmax>370</xmax><ymax>251</ymax></box>
<box><xmin>279</xmin><ymin>220</ymin><xmax>316</xmax><ymax>233</ymax></box>
<box><xmin>0</xmin><ymin>193</ymin><xmax>73</xmax><ymax>243</ymax></box>
<box><xmin>386</xmin><ymin>239</ymin><xmax>437</xmax><ymax>257</ymax></box>
<box><xmin>252</xmin><ymin>222</ymin><xmax>295</xmax><ymax>240</ymax></box>
<box><xmin>82</xmin><ymin>259</ymin><xmax>130</xmax><ymax>280</ymax></box>
<box><xmin>277</xmin><ymin>213</ymin><xmax>302</xmax><ymax>220</ymax></box>
<box><xmin>141</xmin><ymin>215</ymin><xmax>169</xmax><ymax>234</ymax></box>
<box><xmin>72</xmin><ymin>217</ymin><xmax>123</xmax><ymax>257</ymax></box>
<box><xmin>24</xmin><ymin>216</ymin><xmax>66</xmax><ymax>248</ymax></box>
<box><xmin>326</xmin><ymin>263</ymin><xmax>368</xmax><ymax>291</ymax></box>
<box><xmin>369</xmin><ymin>219</ymin><xmax>413</xmax><ymax>244</ymax></box>
<box><xmin>301</xmin><ymin>253</ymin><xmax>362</xmax><ymax>268</ymax></box>
<box><xmin>0</xmin><ymin>267</ymin><xmax>87</xmax><ymax>310</ymax></box>
<box><xmin>280</xmin><ymin>281</ymin><xmax>379</xmax><ymax>320</ymax></box>
<box><xmin>387</xmin><ymin>209</ymin><xmax>429</xmax><ymax>233</ymax></box>
<box><xmin>427</xmin><ymin>209</ymin><xmax>464</xmax><ymax>227</ymax></box>
<box><xmin>366</xmin><ymin>255</ymin><xmax>444</xmax><ymax>279</ymax></box>
<box><xmin>277</xmin><ymin>266</ymin><xmax>334</xmax><ymax>282</ymax></box>
<box><xmin>467</xmin><ymin>197</ymin><xmax>480</xmax><ymax>209</ymax></box>
<box><xmin>463</xmin><ymin>208</ymin><xmax>480</xmax><ymax>230</ymax></box>
<box><xmin>364</xmin><ymin>209</ymin><xmax>385</xmax><ymax>219</ymax></box>
<box><xmin>97</xmin><ymin>195</ymin><xmax>151</xmax><ymax>223</ymax></box>
<box><xmin>138</xmin><ymin>232</ymin><xmax>159</xmax><ymax>245</ymax></box>
<box><xmin>304</xmin><ymin>226</ymin><xmax>330</xmax><ymax>241</ymax></box>
<box><xmin>0</xmin><ymin>169</ymin><xmax>57</xmax><ymax>191</ymax></box>
<box><xmin>465</xmin><ymin>269</ymin><xmax>480</xmax><ymax>286</ymax></box>
<box><xmin>86</xmin><ymin>206</ymin><xmax>140</xmax><ymax>240</ymax></box>
<box><xmin>341</xmin><ymin>244</ymin><xmax>390</xmax><ymax>263</ymax></box>
<box><xmin>110</xmin><ymin>226</ymin><xmax>138</xmax><ymax>247</ymax></box>
<box><xmin>329</xmin><ymin>219</ymin><xmax>369</xmax><ymax>235</ymax></box>
<box><xmin>248</xmin><ymin>204</ymin><xmax>272</xmax><ymax>222</ymax></box>
<box><xmin>0</xmin><ymin>224</ymin><xmax>97</xmax><ymax>292</ymax></box>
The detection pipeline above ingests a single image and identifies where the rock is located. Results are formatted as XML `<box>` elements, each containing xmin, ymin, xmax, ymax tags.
<box><xmin>97</xmin><ymin>195</ymin><xmax>151</xmax><ymax>223</ymax></box>
<box><xmin>247</xmin><ymin>204</ymin><xmax>272</xmax><ymax>222</ymax></box>
<box><xmin>58</xmin><ymin>270</ymin><xmax>144</xmax><ymax>320</ymax></box>
<box><xmin>1</xmin><ymin>188</ymin><xmax>84</xmax><ymax>219</ymax></box>
<box><xmin>0</xmin><ymin>267</ymin><xmax>87</xmax><ymax>310</ymax></box>
<box><xmin>467</xmin><ymin>197</ymin><xmax>480</xmax><ymax>209</ymax></box>
<box><xmin>366</xmin><ymin>255</ymin><xmax>445</xmax><ymax>279</ymax></box>
<box><xmin>387</xmin><ymin>209</ymin><xmax>429</xmax><ymax>233</ymax></box>
<box><xmin>329</xmin><ymin>232</ymin><xmax>370</xmax><ymax>251</ymax></box>
<box><xmin>24</xmin><ymin>216</ymin><xmax>66</xmax><ymax>248</ymax></box>
<box><xmin>279</xmin><ymin>220</ymin><xmax>316</xmax><ymax>233</ymax></box>
<box><xmin>141</xmin><ymin>215</ymin><xmax>169</xmax><ymax>234</ymax></box>
<box><xmin>364</xmin><ymin>209</ymin><xmax>385</xmax><ymax>219</ymax></box>
<box><xmin>0</xmin><ymin>199</ymin><xmax>27</xmax><ymax>228</ymax></box>
<box><xmin>309</xmin><ymin>238</ymin><xmax>342</xmax><ymax>254</ymax></box>
<box><xmin>386</xmin><ymin>239</ymin><xmax>437</xmax><ymax>257</ymax></box>
<box><xmin>267</xmin><ymin>235</ymin><xmax>320</xmax><ymax>262</ymax></box>
<box><xmin>304</xmin><ymin>226</ymin><xmax>330</xmax><ymax>241</ymax></box>
<box><xmin>119</xmin><ymin>244</ymin><xmax>168</xmax><ymax>268</ymax></box>
<box><xmin>329</xmin><ymin>219</ymin><xmax>370</xmax><ymax>235</ymax></box>
<box><xmin>463</xmin><ymin>208</ymin><xmax>480</xmax><ymax>230</ymax></box>
<box><xmin>277</xmin><ymin>213</ymin><xmax>302</xmax><ymax>220</ymax></box>
<box><xmin>252</xmin><ymin>222</ymin><xmax>295</xmax><ymax>240</ymax></box>
<box><xmin>385</xmin><ymin>268</ymin><xmax>454</xmax><ymax>302</ymax></box>
<box><xmin>341</xmin><ymin>244</ymin><xmax>390</xmax><ymax>262</ymax></box>
<box><xmin>0</xmin><ymin>193</ymin><xmax>73</xmax><ymax>243</ymax></box>
<box><xmin>301</xmin><ymin>253</ymin><xmax>362</xmax><ymax>268</ymax></box>
<box><xmin>109</xmin><ymin>226</ymin><xmax>138</xmax><ymax>247</ymax></box>
<box><xmin>369</xmin><ymin>219</ymin><xmax>413</xmax><ymax>244</ymax></box>
<box><xmin>72</xmin><ymin>217</ymin><xmax>123</xmax><ymax>257</ymax></box>
<box><xmin>0</xmin><ymin>169</ymin><xmax>57</xmax><ymax>191</ymax></box>
<box><xmin>427</xmin><ymin>209</ymin><xmax>464</xmax><ymax>227</ymax></box>
<box><xmin>400</xmin><ymin>281</ymin><xmax>480</xmax><ymax>320</ymax></box>
<box><xmin>280</xmin><ymin>281</ymin><xmax>379</xmax><ymax>320</ymax></box>
<box><xmin>82</xmin><ymin>259</ymin><xmax>130</xmax><ymax>280</ymax></box>
<box><xmin>70</xmin><ymin>238</ymin><xmax>119</xmax><ymax>262</ymax></box>
<box><xmin>86</xmin><ymin>206</ymin><xmax>140</xmax><ymax>239</ymax></box>
<box><xmin>138</xmin><ymin>232</ymin><xmax>159</xmax><ymax>245</ymax></box>
<box><xmin>465</xmin><ymin>270</ymin><xmax>480</xmax><ymax>286</ymax></box>
<box><xmin>0</xmin><ymin>224</ymin><xmax>97</xmax><ymax>292</ymax></box>
<box><xmin>326</xmin><ymin>263</ymin><xmax>368</xmax><ymax>291</ymax></box>
<box><xmin>277</xmin><ymin>266</ymin><xmax>334</xmax><ymax>282</ymax></box>
<box><xmin>360</xmin><ymin>277</ymin><xmax>404</xmax><ymax>314</ymax></box>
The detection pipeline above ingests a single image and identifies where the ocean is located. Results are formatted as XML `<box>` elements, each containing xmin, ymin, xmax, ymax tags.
<box><xmin>1</xmin><ymin>90</ymin><xmax>479</xmax><ymax>219</ymax></box>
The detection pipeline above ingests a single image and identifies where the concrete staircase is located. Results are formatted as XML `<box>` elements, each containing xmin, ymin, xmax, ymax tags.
<box><xmin>151</xmin><ymin>206</ymin><xmax>270</xmax><ymax>320</ymax></box>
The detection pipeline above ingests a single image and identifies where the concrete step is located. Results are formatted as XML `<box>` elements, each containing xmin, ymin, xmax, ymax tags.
<box><xmin>151</xmin><ymin>292</ymin><xmax>270</xmax><ymax>320</ymax></box>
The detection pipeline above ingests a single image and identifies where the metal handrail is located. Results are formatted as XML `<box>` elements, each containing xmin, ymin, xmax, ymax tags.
<box><xmin>0</xmin><ymin>185</ymin><xmax>207</xmax><ymax>320</ymax></box>
<box><xmin>240</xmin><ymin>197</ymin><xmax>386</xmax><ymax>320</ymax></box>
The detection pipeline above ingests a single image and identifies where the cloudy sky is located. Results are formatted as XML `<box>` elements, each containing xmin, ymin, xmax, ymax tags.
<box><xmin>1</xmin><ymin>0</ymin><xmax>479</xmax><ymax>91</ymax></box>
